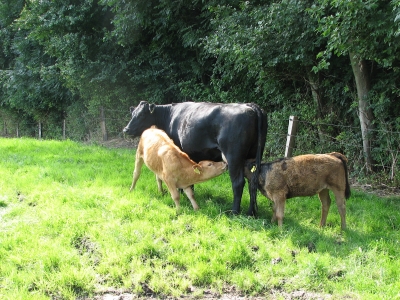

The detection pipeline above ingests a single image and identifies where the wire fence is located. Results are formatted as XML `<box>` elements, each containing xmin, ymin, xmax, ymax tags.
<box><xmin>0</xmin><ymin>107</ymin><xmax>132</xmax><ymax>142</ymax></box>
<box><xmin>266</xmin><ymin>118</ymin><xmax>400</xmax><ymax>183</ymax></box>
<box><xmin>1</xmin><ymin>108</ymin><xmax>399</xmax><ymax>183</ymax></box>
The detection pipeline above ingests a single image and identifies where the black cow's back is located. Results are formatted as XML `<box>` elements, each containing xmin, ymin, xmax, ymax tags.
<box><xmin>164</xmin><ymin>102</ymin><xmax>260</xmax><ymax>162</ymax></box>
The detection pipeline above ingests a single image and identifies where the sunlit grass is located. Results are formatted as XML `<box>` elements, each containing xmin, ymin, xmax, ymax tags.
<box><xmin>0</xmin><ymin>138</ymin><xmax>399</xmax><ymax>299</ymax></box>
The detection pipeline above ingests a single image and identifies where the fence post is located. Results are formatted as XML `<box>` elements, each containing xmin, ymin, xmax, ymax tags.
<box><xmin>38</xmin><ymin>121</ymin><xmax>42</xmax><ymax>140</ymax></box>
<box><xmin>63</xmin><ymin>119</ymin><xmax>66</xmax><ymax>140</ymax></box>
<box><xmin>100</xmin><ymin>106</ymin><xmax>108</xmax><ymax>141</ymax></box>
<box><xmin>285</xmin><ymin>116</ymin><xmax>299</xmax><ymax>158</ymax></box>
<box><xmin>16</xmin><ymin>123</ymin><xmax>19</xmax><ymax>138</ymax></box>
<box><xmin>3</xmin><ymin>121</ymin><xmax>7</xmax><ymax>136</ymax></box>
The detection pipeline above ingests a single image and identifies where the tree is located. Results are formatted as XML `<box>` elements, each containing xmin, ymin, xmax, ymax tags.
<box><xmin>0</xmin><ymin>0</ymin><xmax>73</xmax><ymax>127</ymax></box>
<box><xmin>99</xmin><ymin>0</ymin><xmax>222</xmax><ymax>104</ymax></box>
<box><xmin>311</xmin><ymin>0</ymin><xmax>400</xmax><ymax>172</ymax></box>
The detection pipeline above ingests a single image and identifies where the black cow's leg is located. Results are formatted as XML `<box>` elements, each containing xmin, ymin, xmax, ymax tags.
<box><xmin>229</xmin><ymin>168</ymin><xmax>245</xmax><ymax>214</ymax></box>
<box><xmin>223</xmin><ymin>150</ymin><xmax>246</xmax><ymax>214</ymax></box>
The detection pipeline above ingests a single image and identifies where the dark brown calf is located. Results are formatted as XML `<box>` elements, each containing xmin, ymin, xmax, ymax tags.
<box><xmin>130</xmin><ymin>127</ymin><xmax>227</xmax><ymax>210</ymax></box>
<box><xmin>244</xmin><ymin>152</ymin><xmax>351</xmax><ymax>229</ymax></box>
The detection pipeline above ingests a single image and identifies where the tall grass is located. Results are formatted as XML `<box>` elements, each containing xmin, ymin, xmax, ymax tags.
<box><xmin>0</xmin><ymin>138</ymin><xmax>399</xmax><ymax>299</ymax></box>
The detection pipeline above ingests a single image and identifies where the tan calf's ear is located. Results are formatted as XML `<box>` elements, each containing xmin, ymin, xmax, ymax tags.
<box><xmin>193</xmin><ymin>165</ymin><xmax>201</xmax><ymax>174</ymax></box>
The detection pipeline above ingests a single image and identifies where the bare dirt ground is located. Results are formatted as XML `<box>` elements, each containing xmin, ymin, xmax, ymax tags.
<box><xmin>89</xmin><ymin>286</ymin><xmax>333</xmax><ymax>300</ymax></box>
<box><xmin>100</xmin><ymin>137</ymin><xmax>139</xmax><ymax>149</ymax></box>
<box><xmin>351</xmin><ymin>182</ymin><xmax>400</xmax><ymax>197</ymax></box>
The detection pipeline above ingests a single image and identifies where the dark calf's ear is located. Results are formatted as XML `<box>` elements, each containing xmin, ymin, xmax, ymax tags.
<box><xmin>130</xmin><ymin>106</ymin><xmax>135</xmax><ymax>113</ymax></box>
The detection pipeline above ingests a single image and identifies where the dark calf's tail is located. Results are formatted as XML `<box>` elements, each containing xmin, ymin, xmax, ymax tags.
<box><xmin>330</xmin><ymin>152</ymin><xmax>351</xmax><ymax>199</ymax></box>
<box><xmin>247</xmin><ymin>104</ymin><xmax>268</xmax><ymax>216</ymax></box>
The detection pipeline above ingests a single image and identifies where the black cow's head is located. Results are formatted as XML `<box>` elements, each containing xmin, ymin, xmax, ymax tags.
<box><xmin>123</xmin><ymin>101</ymin><xmax>157</xmax><ymax>137</ymax></box>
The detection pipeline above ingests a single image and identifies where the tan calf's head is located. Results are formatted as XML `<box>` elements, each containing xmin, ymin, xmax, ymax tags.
<box><xmin>193</xmin><ymin>161</ymin><xmax>227</xmax><ymax>181</ymax></box>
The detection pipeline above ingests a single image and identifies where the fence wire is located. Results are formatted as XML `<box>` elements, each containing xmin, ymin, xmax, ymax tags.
<box><xmin>1</xmin><ymin>109</ymin><xmax>399</xmax><ymax>182</ymax></box>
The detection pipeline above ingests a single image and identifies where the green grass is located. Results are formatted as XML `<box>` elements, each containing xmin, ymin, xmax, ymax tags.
<box><xmin>0</xmin><ymin>138</ymin><xmax>399</xmax><ymax>299</ymax></box>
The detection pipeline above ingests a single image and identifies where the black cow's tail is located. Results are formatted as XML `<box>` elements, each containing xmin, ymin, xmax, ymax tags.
<box><xmin>330</xmin><ymin>152</ymin><xmax>351</xmax><ymax>199</ymax></box>
<box><xmin>248</xmin><ymin>104</ymin><xmax>267</xmax><ymax>216</ymax></box>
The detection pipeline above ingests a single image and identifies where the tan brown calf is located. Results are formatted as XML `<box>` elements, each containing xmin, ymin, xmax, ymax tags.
<box><xmin>130</xmin><ymin>127</ymin><xmax>227</xmax><ymax>209</ymax></box>
<box><xmin>244</xmin><ymin>152</ymin><xmax>351</xmax><ymax>229</ymax></box>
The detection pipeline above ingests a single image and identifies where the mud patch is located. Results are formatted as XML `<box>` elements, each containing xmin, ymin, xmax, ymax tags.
<box><xmin>352</xmin><ymin>182</ymin><xmax>400</xmax><ymax>197</ymax></box>
<box><xmin>88</xmin><ymin>286</ymin><xmax>334</xmax><ymax>300</ymax></box>
<box><xmin>71</xmin><ymin>234</ymin><xmax>101</xmax><ymax>266</ymax></box>
<box><xmin>0</xmin><ymin>195</ymin><xmax>9</xmax><ymax>222</ymax></box>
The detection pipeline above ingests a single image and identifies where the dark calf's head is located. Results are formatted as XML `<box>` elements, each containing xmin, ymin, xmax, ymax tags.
<box><xmin>244</xmin><ymin>159</ymin><xmax>257</xmax><ymax>180</ymax></box>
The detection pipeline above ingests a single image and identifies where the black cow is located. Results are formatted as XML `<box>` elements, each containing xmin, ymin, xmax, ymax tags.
<box><xmin>123</xmin><ymin>101</ymin><xmax>267</xmax><ymax>215</ymax></box>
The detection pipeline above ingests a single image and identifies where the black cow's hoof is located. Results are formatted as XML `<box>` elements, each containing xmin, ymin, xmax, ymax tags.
<box><xmin>247</xmin><ymin>209</ymin><xmax>257</xmax><ymax>217</ymax></box>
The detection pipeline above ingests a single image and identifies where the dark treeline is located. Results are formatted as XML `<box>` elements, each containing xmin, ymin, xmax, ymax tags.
<box><xmin>1</xmin><ymin>0</ymin><xmax>400</xmax><ymax>178</ymax></box>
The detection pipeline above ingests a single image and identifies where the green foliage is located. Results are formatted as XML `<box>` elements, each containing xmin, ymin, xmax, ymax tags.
<box><xmin>203</xmin><ymin>0</ymin><xmax>324</xmax><ymax>104</ymax></box>
<box><xmin>98</xmin><ymin>0</ymin><xmax>220</xmax><ymax>104</ymax></box>
<box><xmin>0</xmin><ymin>0</ymin><xmax>73</xmax><ymax>126</ymax></box>
<box><xmin>1</xmin><ymin>0</ymin><xmax>400</xmax><ymax>179</ymax></box>
<box><xmin>311</xmin><ymin>0</ymin><xmax>400</xmax><ymax>69</ymax></box>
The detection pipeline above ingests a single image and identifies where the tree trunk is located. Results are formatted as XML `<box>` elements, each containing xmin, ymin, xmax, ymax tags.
<box><xmin>349</xmin><ymin>52</ymin><xmax>375</xmax><ymax>172</ymax></box>
<box><xmin>308</xmin><ymin>72</ymin><xmax>324</xmax><ymax>120</ymax></box>
<box><xmin>308</xmin><ymin>72</ymin><xmax>326</xmax><ymax>141</ymax></box>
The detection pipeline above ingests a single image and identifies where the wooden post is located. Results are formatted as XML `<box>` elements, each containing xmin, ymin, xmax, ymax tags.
<box><xmin>63</xmin><ymin>119</ymin><xmax>66</xmax><ymax>140</ymax></box>
<box><xmin>38</xmin><ymin>121</ymin><xmax>42</xmax><ymax>140</ymax></box>
<box><xmin>100</xmin><ymin>106</ymin><xmax>108</xmax><ymax>141</ymax></box>
<box><xmin>16</xmin><ymin>123</ymin><xmax>19</xmax><ymax>138</ymax></box>
<box><xmin>3</xmin><ymin>121</ymin><xmax>7</xmax><ymax>136</ymax></box>
<box><xmin>285</xmin><ymin>116</ymin><xmax>299</xmax><ymax>157</ymax></box>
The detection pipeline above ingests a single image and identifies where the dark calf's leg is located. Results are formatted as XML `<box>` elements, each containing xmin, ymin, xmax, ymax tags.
<box><xmin>318</xmin><ymin>189</ymin><xmax>331</xmax><ymax>227</ymax></box>
<box><xmin>273</xmin><ymin>193</ymin><xmax>286</xmax><ymax>227</ymax></box>
<box><xmin>332</xmin><ymin>189</ymin><xmax>346</xmax><ymax>230</ymax></box>
<box><xmin>271</xmin><ymin>200</ymin><xmax>277</xmax><ymax>224</ymax></box>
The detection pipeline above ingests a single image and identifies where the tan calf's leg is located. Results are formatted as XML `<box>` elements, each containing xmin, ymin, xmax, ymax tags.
<box><xmin>332</xmin><ymin>189</ymin><xmax>346</xmax><ymax>230</ymax></box>
<box><xmin>318</xmin><ymin>189</ymin><xmax>331</xmax><ymax>227</ymax></box>
<box><xmin>164</xmin><ymin>181</ymin><xmax>181</xmax><ymax>209</ymax></box>
<box><xmin>130</xmin><ymin>157</ymin><xmax>144</xmax><ymax>191</ymax></box>
<box><xmin>183</xmin><ymin>186</ymin><xmax>200</xmax><ymax>210</ymax></box>
<box><xmin>156</xmin><ymin>175</ymin><xmax>166</xmax><ymax>194</ymax></box>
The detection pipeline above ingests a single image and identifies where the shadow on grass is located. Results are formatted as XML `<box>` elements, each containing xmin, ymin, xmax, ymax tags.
<box><xmin>187</xmin><ymin>183</ymin><xmax>400</xmax><ymax>260</ymax></box>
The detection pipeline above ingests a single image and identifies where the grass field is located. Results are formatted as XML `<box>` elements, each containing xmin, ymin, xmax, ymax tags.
<box><xmin>0</xmin><ymin>138</ymin><xmax>399</xmax><ymax>299</ymax></box>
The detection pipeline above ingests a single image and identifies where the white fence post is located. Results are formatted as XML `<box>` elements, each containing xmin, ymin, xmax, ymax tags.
<box><xmin>38</xmin><ymin>121</ymin><xmax>42</xmax><ymax>140</ymax></box>
<box><xmin>100</xmin><ymin>106</ymin><xmax>108</xmax><ymax>141</ymax></box>
<box><xmin>285</xmin><ymin>116</ymin><xmax>299</xmax><ymax>157</ymax></box>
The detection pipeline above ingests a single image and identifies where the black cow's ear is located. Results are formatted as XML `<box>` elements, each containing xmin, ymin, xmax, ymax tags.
<box><xmin>149</xmin><ymin>103</ymin><xmax>155</xmax><ymax>114</ymax></box>
<box><xmin>129</xmin><ymin>106</ymin><xmax>135</xmax><ymax>113</ymax></box>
